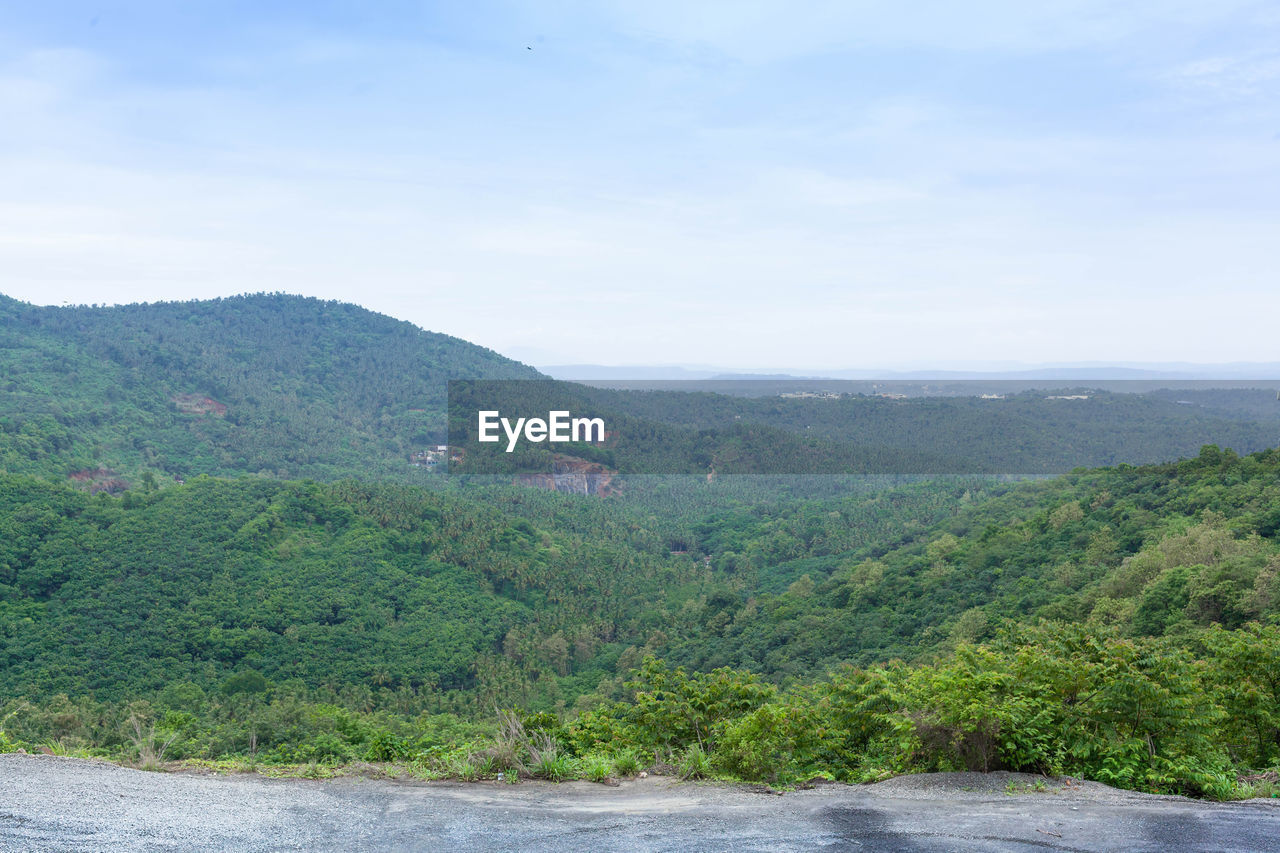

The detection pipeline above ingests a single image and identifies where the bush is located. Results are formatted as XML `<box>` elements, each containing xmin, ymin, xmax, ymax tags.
<box><xmin>612</xmin><ymin>750</ymin><xmax>642</xmax><ymax>777</ymax></box>
<box><xmin>0</xmin><ymin>729</ymin><xmax>20</xmax><ymax>753</ymax></box>
<box><xmin>365</xmin><ymin>730</ymin><xmax>409</xmax><ymax>762</ymax></box>
<box><xmin>903</xmin><ymin>645</ymin><xmax>1057</xmax><ymax>774</ymax></box>
<box><xmin>713</xmin><ymin>704</ymin><xmax>797</xmax><ymax>782</ymax></box>
<box><xmin>625</xmin><ymin>658</ymin><xmax>775</xmax><ymax>752</ymax></box>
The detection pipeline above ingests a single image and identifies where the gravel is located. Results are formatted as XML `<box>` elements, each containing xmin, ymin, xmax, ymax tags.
<box><xmin>3</xmin><ymin>755</ymin><xmax>1279</xmax><ymax>852</ymax></box>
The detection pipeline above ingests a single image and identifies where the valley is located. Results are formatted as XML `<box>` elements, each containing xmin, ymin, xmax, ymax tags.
<box><xmin>1</xmin><ymin>294</ymin><xmax>1279</xmax><ymax>803</ymax></box>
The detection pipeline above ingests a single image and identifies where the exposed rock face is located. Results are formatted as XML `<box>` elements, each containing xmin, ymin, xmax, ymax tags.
<box><xmin>515</xmin><ymin>455</ymin><xmax>617</xmax><ymax>496</ymax></box>
<box><xmin>68</xmin><ymin>468</ymin><xmax>128</xmax><ymax>494</ymax></box>
<box><xmin>172</xmin><ymin>394</ymin><xmax>228</xmax><ymax>416</ymax></box>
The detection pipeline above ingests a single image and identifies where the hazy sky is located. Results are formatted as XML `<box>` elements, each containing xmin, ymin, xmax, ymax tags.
<box><xmin>2</xmin><ymin>2</ymin><xmax>1278</xmax><ymax>369</ymax></box>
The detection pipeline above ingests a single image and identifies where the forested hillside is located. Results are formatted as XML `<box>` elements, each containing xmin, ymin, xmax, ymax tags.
<box><xmin>6</xmin><ymin>293</ymin><xmax>1279</xmax><ymax>492</ymax></box>
<box><xmin>2</xmin><ymin>447</ymin><xmax>1279</xmax><ymax>796</ymax></box>
<box><xmin>3</xmin><ymin>292</ymin><xmax>1280</xmax><ymax>798</ymax></box>
<box><xmin>0</xmin><ymin>470</ymin><xmax>985</xmax><ymax>711</ymax></box>
<box><xmin>4</xmin><ymin>445</ymin><xmax>1280</xmax><ymax>709</ymax></box>
<box><xmin>0</xmin><ymin>293</ymin><xmax>538</xmax><ymax>484</ymax></box>
<box><xmin>659</xmin><ymin>444</ymin><xmax>1280</xmax><ymax>675</ymax></box>
<box><xmin>569</xmin><ymin>383</ymin><xmax>1280</xmax><ymax>473</ymax></box>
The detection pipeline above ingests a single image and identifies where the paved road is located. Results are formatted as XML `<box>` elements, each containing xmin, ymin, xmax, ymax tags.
<box><xmin>2</xmin><ymin>755</ymin><xmax>1278</xmax><ymax>852</ymax></box>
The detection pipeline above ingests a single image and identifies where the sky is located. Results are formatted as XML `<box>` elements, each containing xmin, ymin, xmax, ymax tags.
<box><xmin>1</xmin><ymin>1</ymin><xmax>1278</xmax><ymax>370</ymax></box>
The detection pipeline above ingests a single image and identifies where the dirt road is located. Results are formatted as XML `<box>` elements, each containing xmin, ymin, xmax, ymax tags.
<box><xmin>2</xmin><ymin>754</ymin><xmax>1278</xmax><ymax>851</ymax></box>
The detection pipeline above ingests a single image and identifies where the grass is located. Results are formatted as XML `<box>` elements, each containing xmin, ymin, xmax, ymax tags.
<box><xmin>532</xmin><ymin>751</ymin><xmax>577</xmax><ymax>782</ymax></box>
<box><xmin>257</xmin><ymin>761</ymin><xmax>339</xmax><ymax>780</ymax></box>
<box><xmin>678</xmin><ymin>744</ymin><xmax>712</xmax><ymax>781</ymax></box>
<box><xmin>1229</xmin><ymin>778</ymin><xmax>1280</xmax><ymax>800</ymax></box>
<box><xmin>581</xmin><ymin>753</ymin><xmax>614</xmax><ymax>783</ymax></box>
<box><xmin>447</xmin><ymin>754</ymin><xmax>488</xmax><ymax>782</ymax></box>
<box><xmin>613</xmin><ymin>751</ymin><xmax>642</xmax><ymax>777</ymax></box>
<box><xmin>193</xmin><ymin>749</ymin><xmax>595</xmax><ymax>784</ymax></box>
<box><xmin>39</xmin><ymin>742</ymin><xmax>1280</xmax><ymax>805</ymax></box>
<box><xmin>40</xmin><ymin>740</ymin><xmax>98</xmax><ymax>760</ymax></box>
<box><xmin>1004</xmin><ymin>778</ymin><xmax>1052</xmax><ymax>795</ymax></box>
<box><xmin>126</xmin><ymin>715</ymin><xmax>178</xmax><ymax>772</ymax></box>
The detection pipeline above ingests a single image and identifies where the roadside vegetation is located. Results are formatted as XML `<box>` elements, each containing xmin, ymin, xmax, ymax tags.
<box><xmin>4</xmin><ymin>620</ymin><xmax>1278</xmax><ymax>800</ymax></box>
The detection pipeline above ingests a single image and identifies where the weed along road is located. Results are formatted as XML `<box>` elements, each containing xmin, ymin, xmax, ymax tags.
<box><xmin>3</xmin><ymin>755</ymin><xmax>1279</xmax><ymax>852</ymax></box>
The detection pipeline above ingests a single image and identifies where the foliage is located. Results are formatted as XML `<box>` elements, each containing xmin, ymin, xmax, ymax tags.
<box><xmin>0</xmin><ymin>292</ymin><xmax>536</xmax><ymax>485</ymax></box>
<box><xmin>5</xmin><ymin>298</ymin><xmax>1280</xmax><ymax>802</ymax></box>
<box><xmin>7</xmin><ymin>292</ymin><xmax>1280</xmax><ymax>488</ymax></box>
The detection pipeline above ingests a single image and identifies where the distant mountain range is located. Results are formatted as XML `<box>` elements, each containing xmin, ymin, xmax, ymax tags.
<box><xmin>542</xmin><ymin>363</ymin><xmax>1280</xmax><ymax>381</ymax></box>
<box><xmin>5</xmin><ymin>291</ymin><xmax>1280</xmax><ymax>490</ymax></box>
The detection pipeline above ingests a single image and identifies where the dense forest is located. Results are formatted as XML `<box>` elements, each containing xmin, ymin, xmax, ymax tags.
<box><xmin>573</xmin><ymin>383</ymin><xmax>1280</xmax><ymax>473</ymax></box>
<box><xmin>2</xmin><ymin>293</ymin><xmax>1279</xmax><ymax>799</ymax></box>
<box><xmin>5</xmin><ymin>445</ymin><xmax>1277</xmax><ymax>703</ymax></box>
<box><xmin>2</xmin><ymin>447</ymin><xmax>1279</xmax><ymax>795</ymax></box>
<box><xmin>0</xmin><ymin>469</ymin><xmax>989</xmax><ymax>709</ymax></box>
<box><xmin>451</xmin><ymin>378</ymin><xmax>1280</xmax><ymax>476</ymax></box>
<box><xmin>0</xmin><ymin>293</ymin><xmax>537</xmax><ymax>484</ymax></box>
<box><xmin>6</xmin><ymin>294</ymin><xmax>1280</xmax><ymax>488</ymax></box>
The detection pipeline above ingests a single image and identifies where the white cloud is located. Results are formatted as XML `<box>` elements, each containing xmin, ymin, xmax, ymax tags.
<box><xmin>580</xmin><ymin>0</ymin><xmax>1270</xmax><ymax>60</ymax></box>
<box><xmin>1</xmin><ymin>6</ymin><xmax>1279</xmax><ymax>368</ymax></box>
<box><xmin>1167</xmin><ymin>52</ymin><xmax>1280</xmax><ymax>97</ymax></box>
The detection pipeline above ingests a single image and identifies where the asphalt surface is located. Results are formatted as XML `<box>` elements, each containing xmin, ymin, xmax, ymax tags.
<box><xmin>2</xmin><ymin>754</ymin><xmax>1279</xmax><ymax>852</ymax></box>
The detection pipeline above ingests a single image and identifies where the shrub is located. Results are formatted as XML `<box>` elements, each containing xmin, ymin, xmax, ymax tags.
<box><xmin>626</xmin><ymin>658</ymin><xmax>775</xmax><ymax>752</ymax></box>
<box><xmin>612</xmin><ymin>750</ymin><xmax>641</xmax><ymax>777</ymax></box>
<box><xmin>714</xmin><ymin>705</ymin><xmax>788</xmax><ymax>781</ymax></box>
<box><xmin>365</xmin><ymin>730</ymin><xmax>409</xmax><ymax>762</ymax></box>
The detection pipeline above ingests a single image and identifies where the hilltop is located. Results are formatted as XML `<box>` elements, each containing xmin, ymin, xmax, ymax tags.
<box><xmin>6</xmin><ymin>293</ymin><xmax>1280</xmax><ymax>491</ymax></box>
<box><xmin>0</xmin><ymin>293</ymin><xmax>539</xmax><ymax>484</ymax></box>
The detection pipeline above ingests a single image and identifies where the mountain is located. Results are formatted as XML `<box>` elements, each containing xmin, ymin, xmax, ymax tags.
<box><xmin>7</xmin><ymin>292</ymin><xmax>1280</xmax><ymax>491</ymax></box>
<box><xmin>543</xmin><ymin>362</ymin><xmax>1280</xmax><ymax>380</ymax></box>
<box><xmin>0</xmin><ymin>293</ymin><xmax>539</xmax><ymax>485</ymax></box>
<box><xmin>2</xmin><ymin>445</ymin><xmax>1279</xmax><ymax>794</ymax></box>
<box><xmin>5</xmin><ymin>294</ymin><xmax>1279</xmax><ymax>794</ymax></box>
<box><xmin>661</xmin><ymin>444</ymin><xmax>1280</xmax><ymax>675</ymax></box>
<box><xmin>481</xmin><ymin>381</ymin><xmax>1280</xmax><ymax>475</ymax></box>
<box><xmin>4</xmin><ymin>443</ymin><xmax>1279</xmax><ymax>708</ymax></box>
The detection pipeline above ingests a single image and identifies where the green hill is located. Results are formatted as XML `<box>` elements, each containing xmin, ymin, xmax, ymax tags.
<box><xmin>3</xmin><ymin>446</ymin><xmax>1278</xmax><ymax>709</ymax></box>
<box><xmin>0</xmin><ymin>293</ymin><xmax>539</xmax><ymax>484</ymax></box>
<box><xmin>7</xmin><ymin>292</ymin><xmax>1279</xmax><ymax>491</ymax></box>
<box><xmin>1</xmin><ymin>448</ymin><xmax>1278</xmax><ymax>795</ymax></box>
<box><xmin>0</xmin><ymin>469</ymin><xmax>980</xmax><ymax>708</ymax></box>
<box><xmin>659</xmin><ymin>444</ymin><xmax>1280</xmax><ymax>676</ymax></box>
<box><xmin>3</xmin><ymin>292</ymin><xmax>1280</xmax><ymax>796</ymax></box>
